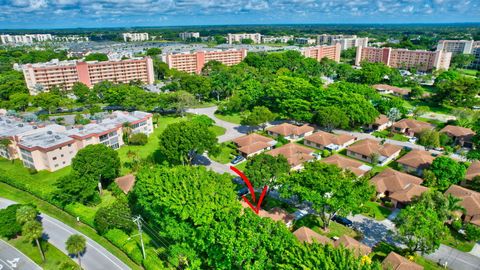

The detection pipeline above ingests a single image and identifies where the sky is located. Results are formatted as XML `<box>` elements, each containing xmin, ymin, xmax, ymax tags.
<box><xmin>0</xmin><ymin>0</ymin><xmax>479</xmax><ymax>29</ymax></box>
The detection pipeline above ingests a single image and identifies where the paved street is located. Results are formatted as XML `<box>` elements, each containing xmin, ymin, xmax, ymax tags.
<box><xmin>187</xmin><ymin>106</ymin><xmax>249</xmax><ymax>142</ymax></box>
<box><xmin>0</xmin><ymin>240</ymin><xmax>41</xmax><ymax>270</ymax></box>
<box><xmin>0</xmin><ymin>198</ymin><xmax>130</xmax><ymax>270</ymax></box>
<box><xmin>193</xmin><ymin>153</ymin><xmax>236</xmax><ymax>175</ymax></box>
<box><xmin>425</xmin><ymin>244</ymin><xmax>480</xmax><ymax>270</ymax></box>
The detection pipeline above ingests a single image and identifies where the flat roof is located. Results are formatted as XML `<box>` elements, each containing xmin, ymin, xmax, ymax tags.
<box><xmin>19</xmin><ymin>128</ymin><xmax>73</xmax><ymax>150</ymax></box>
<box><xmin>0</xmin><ymin>116</ymin><xmax>34</xmax><ymax>138</ymax></box>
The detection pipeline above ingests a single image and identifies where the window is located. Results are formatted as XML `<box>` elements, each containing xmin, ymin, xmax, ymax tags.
<box><xmin>53</xmin><ymin>157</ymin><xmax>57</xmax><ymax>160</ymax></box>
<box><xmin>61</xmin><ymin>154</ymin><xmax>64</xmax><ymax>157</ymax></box>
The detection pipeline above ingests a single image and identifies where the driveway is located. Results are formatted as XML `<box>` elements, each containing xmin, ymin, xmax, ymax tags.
<box><xmin>348</xmin><ymin>214</ymin><xmax>400</xmax><ymax>247</ymax></box>
<box><xmin>187</xmin><ymin>106</ymin><xmax>250</xmax><ymax>142</ymax></box>
<box><xmin>0</xmin><ymin>240</ymin><xmax>41</xmax><ymax>270</ymax></box>
<box><xmin>0</xmin><ymin>198</ymin><xmax>130</xmax><ymax>270</ymax></box>
<box><xmin>425</xmin><ymin>244</ymin><xmax>480</xmax><ymax>270</ymax></box>
<box><xmin>193</xmin><ymin>153</ymin><xmax>235</xmax><ymax>176</ymax></box>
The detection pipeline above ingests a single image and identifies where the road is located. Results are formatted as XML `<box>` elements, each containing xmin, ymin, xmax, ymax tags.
<box><xmin>187</xmin><ymin>106</ymin><xmax>249</xmax><ymax>143</ymax></box>
<box><xmin>0</xmin><ymin>240</ymin><xmax>41</xmax><ymax>270</ymax></box>
<box><xmin>0</xmin><ymin>198</ymin><xmax>130</xmax><ymax>270</ymax></box>
<box><xmin>425</xmin><ymin>244</ymin><xmax>480</xmax><ymax>270</ymax></box>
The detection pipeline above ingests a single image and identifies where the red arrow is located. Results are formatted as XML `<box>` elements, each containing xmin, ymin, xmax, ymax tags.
<box><xmin>230</xmin><ymin>166</ymin><xmax>268</xmax><ymax>214</ymax></box>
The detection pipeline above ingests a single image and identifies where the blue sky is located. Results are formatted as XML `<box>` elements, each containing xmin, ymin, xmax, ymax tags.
<box><xmin>0</xmin><ymin>0</ymin><xmax>478</xmax><ymax>29</ymax></box>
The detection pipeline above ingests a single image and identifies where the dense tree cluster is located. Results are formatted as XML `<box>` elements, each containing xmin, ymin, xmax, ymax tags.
<box><xmin>132</xmin><ymin>165</ymin><xmax>380</xmax><ymax>269</ymax></box>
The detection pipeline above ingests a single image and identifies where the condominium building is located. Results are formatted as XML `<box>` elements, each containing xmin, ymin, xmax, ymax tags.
<box><xmin>317</xmin><ymin>34</ymin><xmax>351</xmax><ymax>45</ymax></box>
<box><xmin>21</xmin><ymin>57</ymin><xmax>154</xmax><ymax>94</ymax></box>
<box><xmin>227</xmin><ymin>33</ymin><xmax>262</xmax><ymax>44</ymax></box>
<box><xmin>437</xmin><ymin>40</ymin><xmax>475</xmax><ymax>55</ymax></box>
<box><xmin>179</xmin><ymin>32</ymin><xmax>200</xmax><ymax>40</ymax></box>
<box><xmin>355</xmin><ymin>46</ymin><xmax>451</xmax><ymax>71</ymax></box>
<box><xmin>0</xmin><ymin>111</ymin><xmax>153</xmax><ymax>172</ymax></box>
<box><xmin>122</xmin><ymin>32</ymin><xmax>149</xmax><ymax>42</ymax></box>
<box><xmin>300</xmin><ymin>44</ymin><xmax>342</xmax><ymax>63</ymax></box>
<box><xmin>261</xmin><ymin>36</ymin><xmax>294</xmax><ymax>43</ymax></box>
<box><xmin>0</xmin><ymin>34</ymin><xmax>53</xmax><ymax>44</ymax></box>
<box><xmin>472</xmin><ymin>42</ymin><xmax>480</xmax><ymax>69</ymax></box>
<box><xmin>163</xmin><ymin>49</ymin><xmax>247</xmax><ymax>74</ymax></box>
<box><xmin>316</xmin><ymin>34</ymin><xmax>368</xmax><ymax>50</ymax></box>
<box><xmin>295</xmin><ymin>38</ymin><xmax>316</xmax><ymax>45</ymax></box>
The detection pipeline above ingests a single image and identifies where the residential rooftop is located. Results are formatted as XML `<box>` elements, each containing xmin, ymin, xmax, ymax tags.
<box><xmin>0</xmin><ymin>116</ymin><xmax>34</xmax><ymax>138</ymax></box>
<box><xmin>396</xmin><ymin>150</ymin><xmax>435</xmax><ymax>169</ymax></box>
<box><xmin>321</xmin><ymin>154</ymin><xmax>371</xmax><ymax>176</ymax></box>
<box><xmin>18</xmin><ymin>129</ymin><xmax>74</xmax><ymax>150</ymax></box>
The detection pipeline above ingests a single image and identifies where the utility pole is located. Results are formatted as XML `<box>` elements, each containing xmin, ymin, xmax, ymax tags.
<box><xmin>133</xmin><ymin>216</ymin><xmax>146</xmax><ymax>260</ymax></box>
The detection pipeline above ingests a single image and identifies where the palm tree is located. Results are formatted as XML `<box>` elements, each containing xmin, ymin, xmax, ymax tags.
<box><xmin>122</xmin><ymin>122</ymin><xmax>132</xmax><ymax>145</ymax></box>
<box><xmin>16</xmin><ymin>206</ymin><xmax>37</xmax><ymax>225</ymax></box>
<box><xmin>22</xmin><ymin>220</ymin><xmax>45</xmax><ymax>261</ymax></box>
<box><xmin>66</xmin><ymin>234</ymin><xmax>86</xmax><ymax>268</ymax></box>
<box><xmin>446</xmin><ymin>194</ymin><xmax>465</xmax><ymax>220</ymax></box>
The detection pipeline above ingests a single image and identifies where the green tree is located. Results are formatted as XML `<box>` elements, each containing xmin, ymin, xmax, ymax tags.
<box><xmin>66</xmin><ymin>234</ymin><xmax>87</xmax><ymax>267</ymax></box>
<box><xmin>71</xmin><ymin>82</ymin><xmax>90</xmax><ymax>103</ymax></box>
<box><xmin>241</xmin><ymin>106</ymin><xmax>276</xmax><ymax>129</ymax></box>
<box><xmin>16</xmin><ymin>205</ymin><xmax>38</xmax><ymax>225</ymax></box>
<box><xmin>464</xmin><ymin>223</ymin><xmax>480</xmax><ymax>241</ymax></box>
<box><xmin>8</xmin><ymin>93</ymin><xmax>30</xmax><ymax>111</ymax></box>
<box><xmin>241</xmin><ymin>38</ymin><xmax>254</xmax><ymax>44</ymax></box>
<box><xmin>84</xmin><ymin>53</ymin><xmax>108</xmax><ymax>61</ymax></box>
<box><xmin>429</xmin><ymin>156</ymin><xmax>467</xmax><ymax>190</ymax></box>
<box><xmin>279</xmin><ymin>161</ymin><xmax>374</xmax><ymax>229</ymax></box>
<box><xmin>314</xmin><ymin>106</ymin><xmax>349</xmax><ymax>131</ymax></box>
<box><xmin>0</xmin><ymin>204</ymin><xmax>23</xmax><ymax>238</ymax></box>
<box><xmin>395</xmin><ymin>204</ymin><xmax>447</xmax><ymax>254</ymax></box>
<box><xmin>244</xmin><ymin>153</ymin><xmax>290</xmax><ymax>189</ymax></box>
<box><xmin>450</xmin><ymin>54</ymin><xmax>476</xmax><ymax>69</ymax></box>
<box><xmin>146</xmin><ymin>47</ymin><xmax>162</xmax><ymax>57</ymax></box>
<box><xmin>418</xmin><ymin>129</ymin><xmax>441</xmax><ymax>149</ymax></box>
<box><xmin>128</xmin><ymin>133</ymin><xmax>148</xmax><ymax>145</ymax></box>
<box><xmin>53</xmin><ymin>172</ymin><xmax>99</xmax><ymax>206</ymax></box>
<box><xmin>158</xmin><ymin>120</ymin><xmax>218</xmax><ymax>165</ymax></box>
<box><xmin>94</xmin><ymin>197</ymin><xmax>135</xmax><ymax>234</ymax></box>
<box><xmin>22</xmin><ymin>220</ymin><xmax>45</xmax><ymax>261</ymax></box>
<box><xmin>435</xmin><ymin>76</ymin><xmax>480</xmax><ymax>107</ymax></box>
<box><xmin>412</xmin><ymin>106</ymin><xmax>429</xmax><ymax>119</ymax></box>
<box><xmin>72</xmin><ymin>144</ymin><xmax>121</xmax><ymax>186</ymax></box>
<box><xmin>409</xmin><ymin>86</ymin><xmax>425</xmax><ymax>99</ymax></box>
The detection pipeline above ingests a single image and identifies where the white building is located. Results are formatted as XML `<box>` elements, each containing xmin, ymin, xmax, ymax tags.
<box><xmin>0</xmin><ymin>34</ymin><xmax>53</xmax><ymax>44</ymax></box>
<box><xmin>261</xmin><ymin>36</ymin><xmax>294</xmax><ymax>43</ymax></box>
<box><xmin>295</xmin><ymin>38</ymin><xmax>316</xmax><ymax>45</ymax></box>
<box><xmin>437</xmin><ymin>40</ymin><xmax>480</xmax><ymax>69</ymax></box>
<box><xmin>227</xmin><ymin>33</ymin><xmax>262</xmax><ymax>44</ymax></box>
<box><xmin>179</xmin><ymin>32</ymin><xmax>200</xmax><ymax>40</ymax></box>
<box><xmin>122</xmin><ymin>33</ymin><xmax>149</xmax><ymax>42</ymax></box>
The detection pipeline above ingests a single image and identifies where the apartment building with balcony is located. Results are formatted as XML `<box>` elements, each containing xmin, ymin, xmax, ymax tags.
<box><xmin>21</xmin><ymin>57</ymin><xmax>154</xmax><ymax>94</ymax></box>
<box><xmin>300</xmin><ymin>44</ymin><xmax>342</xmax><ymax>62</ymax></box>
<box><xmin>17</xmin><ymin>128</ymin><xmax>77</xmax><ymax>172</ymax></box>
<box><xmin>261</xmin><ymin>36</ymin><xmax>294</xmax><ymax>43</ymax></box>
<box><xmin>0</xmin><ymin>34</ymin><xmax>53</xmax><ymax>44</ymax></box>
<box><xmin>122</xmin><ymin>32</ymin><xmax>149</xmax><ymax>42</ymax></box>
<box><xmin>163</xmin><ymin>49</ymin><xmax>247</xmax><ymax>74</ymax></box>
<box><xmin>227</xmin><ymin>33</ymin><xmax>261</xmax><ymax>44</ymax></box>
<box><xmin>179</xmin><ymin>32</ymin><xmax>200</xmax><ymax>40</ymax></box>
<box><xmin>355</xmin><ymin>46</ymin><xmax>451</xmax><ymax>71</ymax></box>
<box><xmin>316</xmin><ymin>34</ymin><xmax>368</xmax><ymax>50</ymax></box>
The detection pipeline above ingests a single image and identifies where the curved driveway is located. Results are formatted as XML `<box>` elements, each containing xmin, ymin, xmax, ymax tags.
<box><xmin>0</xmin><ymin>198</ymin><xmax>130</xmax><ymax>270</ymax></box>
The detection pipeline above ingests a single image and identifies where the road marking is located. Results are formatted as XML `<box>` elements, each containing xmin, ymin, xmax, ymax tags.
<box><xmin>42</xmin><ymin>215</ymin><xmax>127</xmax><ymax>270</ymax></box>
<box><xmin>0</xmin><ymin>240</ymin><xmax>40</xmax><ymax>269</ymax></box>
<box><xmin>6</xmin><ymin>258</ymin><xmax>19</xmax><ymax>268</ymax></box>
<box><xmin>0</xmin><ymin>260</ymin><xmax>13</xmax><ymax>270</ymax></box>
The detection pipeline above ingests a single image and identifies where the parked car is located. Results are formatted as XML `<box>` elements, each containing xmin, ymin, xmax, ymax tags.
<box><xmin>408</xmin><ymin>137</ymin><xmax>417</xmax><ymax>143</ymax></box>
<box><xmin>103</xmin><ymin>105</ymin><xmax>124</xmax><ymax>111</ymax></box>
<box><xmin>237</xmin><ymin>187</ymin><xmax>249</xmax><ymax>197</ymax></box>
<box><xmin>332</xmin><ymin>215</ymin><xmax>353</xmax><ymax>227</ymax></box>
<box><xmin>231</xmin><ymin>155</ymin><xmax>245</xmax><ymax>165</ymax></box>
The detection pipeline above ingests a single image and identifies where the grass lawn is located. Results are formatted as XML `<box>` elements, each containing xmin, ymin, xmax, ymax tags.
<box><xmin>234</xmin><ymin>160</ymin><xmax>247</xmax><ymax>171</ymax></box>
<box><xmin>189</xmin><ymin>102</ymin><xmax>217</xmax><ymax>108</ymax></box>
<box><xmin>361</xmin><ymin>201</ymin><xmax>392</xmax><ymax>221</ymax></box>
<box><xmin>294</xmin><ymin>214</ymin><xmax>358</xmax><ymax>239</ymax></box>
<box><xmin>441</xmin><ymin>227</ymin><xmax>475</xmax><ymax>252</ymax></box>
<box><xmin>64</xmin><ymin>191</ymin><xmax>116</xmax><ymax>227</ymax></box>
<box><xmin>209</xmin><ymin>142</ymin><xmax>237</xmax><ymax>164</ymax></box>
<box><xmin>457</xmin><ymin>68</ymin><xmax>478</xmax><ymax>77</ymax></box>
<box><xmin>117</xmin><ymin>116</ymin><xmax>183</xmax><ymax>174</ymax></box>
<box><xmin>0</xmin><ymin>158</ymin><xmax>71</xmax><ymax>198</ymax></box>
<box><xmin>415</xmin><ymin>256</ymin><xmax>444</xmax><ymax>270</ymax></box>
<box><xmin>209</xmin><ymin>125</ymin><xmax>226</xmax><ymax>137</ymax></box>
<box><xmin>4</xmin><ymin>237</ymin><xmax>79</xmax><ymax>270</ymax></box>
<box><xmin>0</xmin><ymin>182</ymin><xmax>141</xmax><ymax>270</ymax></box>
<box><xmin>372</xmin><ymin>130</ymin><xmax>409</xmax><ymax>142</ymax></box>
<box><xmin>214</xmin><ymin>113</ymin><xmax>243</xmax><ymax>124</ymax></box>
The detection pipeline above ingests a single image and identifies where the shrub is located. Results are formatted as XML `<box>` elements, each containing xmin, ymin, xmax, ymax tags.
<box><xmin>451</xmin><ymin>220</ymin><xmax>462</xmax><ymax>231</ymax></box>
<box><xmin>464</xmin><ymin>223</ymin><xmax>480</xmax><ymax>241</ymax></box>
<box><xmin>321</xmin><ymin>149</ymin><xmax>330</xmax><ymax>158</ymax></box>
<box><xmin>94</xmin><ymin>197</ymin><xmax>135</xmax><ymax>234</ymax></box>
<box><xmin>129</xmin><ymin>133</ymin><xmax>148</xmax><ymax>146</ymax></box>
<box><xmin>383</xmin><ymin>201</ymin><xmax>394</xmax><ymax>208</ymax></box>
<box><xmin>0</xmin><ymin>204</ymin><xmax>23</xmax><ymax>238</ymax></box>
<box><xmin>104</xmin><ymin>229</ymin><xmax>143</xmax><ymax>264</ymax></box>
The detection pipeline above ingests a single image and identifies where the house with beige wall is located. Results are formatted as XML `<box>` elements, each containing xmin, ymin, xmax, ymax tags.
<box><xmin>346</xmin><ymin>139</ymin><xmax>401</xmax><ymax>166</ymax></box>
